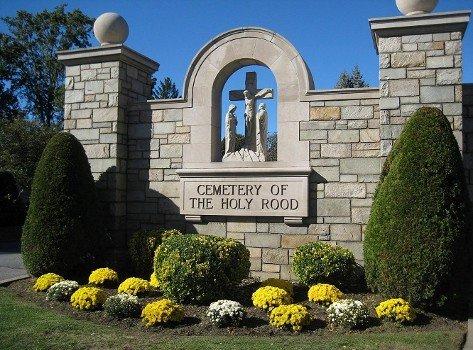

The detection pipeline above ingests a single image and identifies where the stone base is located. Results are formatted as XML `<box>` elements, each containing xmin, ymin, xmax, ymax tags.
<box><xmin>222</xmin><ymin>147</ymin><xmax>266</xmax><ymax>162</ymax></box>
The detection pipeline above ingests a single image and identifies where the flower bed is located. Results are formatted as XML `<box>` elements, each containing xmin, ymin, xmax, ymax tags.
<box><xmin>5</xmin><ymin>277</ymin><xmax>466</xmax><ymax>338</ymax></box>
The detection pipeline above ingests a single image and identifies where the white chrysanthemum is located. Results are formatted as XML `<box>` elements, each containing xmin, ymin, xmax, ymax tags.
<box><xmin>46</xmin><ymin>280</ymin><xmax>80</xmax><ymax>301</ymax></box>
<box><xmin>207</xmin><ymin>300</ymin><xmax>246</xmax><ymax>326</ymax></box>
<box><xmin>104</xmin><ymin>293</ymin><xmax>141</xmax><ymax>318</ymax></box>
<box><xmin>326</xmin><ymin>299</ymin><xmax>369</xmax><ymax>329</ymax></box>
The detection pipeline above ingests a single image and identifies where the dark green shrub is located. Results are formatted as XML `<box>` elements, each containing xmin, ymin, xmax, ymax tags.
<box><xmin>21</xmin><ymin>132</ymin><xmax>103</xmax><ymax>277</ymax></box>
<box><xmin>154</xmin><ymin>234</ymin><xmax>250</xmax><ymax>304</ymax></box>
<box><xmin>0</xmin><ymin>171</ymin><xmax>25</xmax><ymax>227</ymax></box>
<box><xmin>364</xmin><ymin>107</ymin><xmax>471</xmax><ymax>311</ymax></box>
<box><xmin>292</xmin><ymin>242</ymin><xmax>356</xmax><ymax>288</ymax></box>
<box><xmin>128</xmin><ymin>228</ymin><xmax>182</xmax><ymax>278</ymax></box>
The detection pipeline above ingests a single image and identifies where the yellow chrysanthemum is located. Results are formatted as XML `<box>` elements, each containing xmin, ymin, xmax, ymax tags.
<box><xmin>261</xmin><ymin>278</ymin><xmax>294</xmax><ymax>295</ymax></box>
<box><xmin>70</xmin><ymin>287</ymin><xmax>106</xmax><ymax>310</ymax></box>
<box><xmin>269</xmin><ymin>304</ymin><xmax>310</xmax><ymax>332</ymax></box>
<box><xmin>88</xmin><ymin>267</ymin><xmax>119</xmax><ymax>286</ymax></box>
<box><xmin>375</xmin><ymin>298</ymin><xmax>416</xmax><ymax>323</ymax></box>
<box><xmin>149</xmin><ymin>272</ymin><xmax>159</xmax><ymax>288</ymax></box>
<box><xmin>308</xmin><ymin>283</ymin><xmax>343</xmax><ymax>306</ymax></box>
<box><xmin>252</xmin><ymin>286</ymin><xmax>292</xmax><ymax>311</ymax></box>
<box><xmin>33</xmin><ymin>273</ymin><xmax>64</xmax><ymax>292</ymax></box>
<box><xmin>118</xmin><ymin>277</ymin><xmax>151</xmax><ymax>296</ymax></box>
<box><xmin>141</xmin><ymin>299</ymin><xmax>184</xmax><ymax>327</ymax></box>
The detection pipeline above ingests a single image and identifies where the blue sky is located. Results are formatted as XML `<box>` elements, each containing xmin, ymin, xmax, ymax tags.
<box><xmin>1</xmin><ymin>0</ymin><xmax>471</xmax><ymax>134</ymax></box>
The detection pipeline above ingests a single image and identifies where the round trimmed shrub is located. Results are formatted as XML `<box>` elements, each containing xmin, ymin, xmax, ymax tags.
<box><xmin>128</xmin><ymin>228</ymin><xmax>182</xmax><ymax>278</ymax></box>
<box><xmin>364</xmin><ymin>107</ymin><xmax>471</xmax><ymax>310</ymax></box>
<box><xmin>21</xmin><ymin>133</ymin><xmax>103</xmax><ymax>277</ymax></box>
<box><xmin>104</xmin><ymin>294</ymin><xmax>141</xmax><ymax>319</ymax></box>
<box><xmin>292</xmin><ymin>242</ymin><xmax>356</xmax><ymax>288</ymax></box>
<box><xmin>154</xmin><ymin>234</ymin><xmax>250</xmax><ymax>304</ymax></box>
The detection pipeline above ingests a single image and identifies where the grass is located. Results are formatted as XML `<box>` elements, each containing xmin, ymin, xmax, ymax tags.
<box><xmin>0</xmin><ymin>288</ymin><xmax>466</xmax><ymax>350</ymax></box>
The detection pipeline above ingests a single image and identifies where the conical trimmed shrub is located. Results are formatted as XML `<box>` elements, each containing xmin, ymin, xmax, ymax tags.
<box><xmin>22</xmin><ymin>132</ymin><xmax>103</xmax><ymax>277</ymax></box>
<box><xmin>364</xmin><ymin>107</ymin><xmax>471</xmax><ymax>311</ymax></box>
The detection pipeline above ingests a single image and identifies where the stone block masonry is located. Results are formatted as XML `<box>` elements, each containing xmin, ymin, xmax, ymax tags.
<box><xmin>59</xmin><ymin>12</ymin><xmax>471</xmax><ymax>280</ymax></box>
<box><xmin>58</xmin><ymin>45</ymin><xmax>158</xmax><ymax>248</ymax></box>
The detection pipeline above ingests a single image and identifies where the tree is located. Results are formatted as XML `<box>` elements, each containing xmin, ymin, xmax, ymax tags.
<box><xmin>153</xmin><ymin>77</ymin><xmax>180</xmax><ymax>99</ymax></box>
<box><xmin>363</xmin><ymin>107</ymin><xmax>471</xmax><ymax>312</ymax></box>
<box><xmin>0</xmin><ymin>5</ymin><xmax>94</xmax><ymax>125</ymax></box>
<box><xmin>0</xmin><ymin>118</ymin><xmax>58</xmax><ymax>193</ymax></box>
<box><xmin>0</xmin><ymin>82</ymin><xmax>21</xmax><ymax>121</ymax></box>
<box><xmin>267</xmin><ymin>132</ymin><xmax>277</xmax><ymax>161</ymax></box>
<box><xmin>335</xmin><ymin>65</ymin><xmax>369</xmax><ymax>89</ymax></box>
<box><xmin>22</xmin><ymin>133</ymin><xmax>103</xmax><ymax>277</ymax></box>
<box><xmin>350</xmin><ymin>66</ymin><xmax>368</xmax><ymax>88</ymax></box>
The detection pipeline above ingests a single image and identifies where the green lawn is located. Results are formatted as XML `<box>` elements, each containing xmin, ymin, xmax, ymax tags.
<box><xmin>0</xmin><ymin>288</ymin><xmax>466</xmax><ymax>350</ymax></box>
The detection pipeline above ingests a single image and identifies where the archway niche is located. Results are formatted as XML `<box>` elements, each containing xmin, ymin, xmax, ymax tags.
<box><xmin>218</xmin><ymin>64</ymin><xmax>278</xmax><ymax>161</ymax></box>
<box><xmin>181</xmin><ymin>27</ymin><xmax>313</xmax><ymax>169</ymax></box>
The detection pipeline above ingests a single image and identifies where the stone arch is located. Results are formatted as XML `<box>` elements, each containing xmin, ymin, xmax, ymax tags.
<box><xmin>182</xmin><ymin>27</ymin><xmax>313</xmax><ymax>167</ymax></box>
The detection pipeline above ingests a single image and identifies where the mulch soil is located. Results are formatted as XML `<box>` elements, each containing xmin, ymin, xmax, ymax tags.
<box><xmin>4</xmin><ymin>278</ymin><xmax>467</xmax><ymax>337</ymax></box>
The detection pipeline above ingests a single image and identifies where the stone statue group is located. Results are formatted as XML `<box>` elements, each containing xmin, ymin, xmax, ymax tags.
<box><xmin>223</xmin><ymin>88</ymin><xmax>272</xmax><ymax>162</ymax></box>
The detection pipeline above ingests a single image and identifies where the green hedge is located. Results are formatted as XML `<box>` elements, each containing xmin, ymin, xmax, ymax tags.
<box><xmin>21</xmin><ymin>132</ymin><xmax>103</xmax><ymax>277</ymax></box>
<box><xmin>154</xmin><ymin>234</ymin><xmax>250</xmax><ymax>304</ymax></box>
<box><xmin>292</xmin><ymin>242</ymin><xmax>356</xmax><ymax>289</ymax></box>
<box><xmin>364</xmin><ymin>107</ymin><xmax>471</xmax><ymax>311</ymax></box>
<box><xmin>128</xmin><ymin>228</ymin><xmax>182</xmax><ymax>278</ymax></box>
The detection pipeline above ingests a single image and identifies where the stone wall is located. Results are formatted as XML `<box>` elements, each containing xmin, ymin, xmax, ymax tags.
<box><xmin>59</xmin><ymin>46</ymin><xmax>157</xmax><ymax>247</ymax></box>
<box><xmin>125</xmin><ymin>89</ymin><xmax>380</xmax><ymax>280</ymax></box>
<box><xmin>378</xmin><ymin>32</ymin><xmax>464</xmax><ymax>157</ymax></box>
<box><xmin>58</xmin><ymin>12</ymin><xmax>471</xmax><ymax>280</ymax></box>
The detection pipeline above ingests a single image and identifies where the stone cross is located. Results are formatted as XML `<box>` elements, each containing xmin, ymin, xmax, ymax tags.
<box><xmin>229</xmin><ymin>72</ymin><xmax>273</xmax><ymax>151</ymax></box>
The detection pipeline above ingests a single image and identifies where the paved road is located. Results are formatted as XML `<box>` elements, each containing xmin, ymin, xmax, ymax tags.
<box><xmin>0</xmin><ymin>241</ymin><xmax>29</xmax><ymax>284</ymax></box>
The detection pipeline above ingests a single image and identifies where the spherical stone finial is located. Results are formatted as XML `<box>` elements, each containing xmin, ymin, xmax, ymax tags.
<box><xmin>395</xmin><ymin>0</ymin><xmax>439</xmax><ymax>16</ymax></box>
<box><xmin>93</xmin><ymin>12</ymin><xmax>129</xmax><ymax>46</ymax></box>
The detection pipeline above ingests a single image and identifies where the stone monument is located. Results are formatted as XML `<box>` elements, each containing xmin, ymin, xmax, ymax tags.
<box><xmin>58</xmin><ymin>6</ymin><xmax>471</xmax><ymax>279</ymax></box>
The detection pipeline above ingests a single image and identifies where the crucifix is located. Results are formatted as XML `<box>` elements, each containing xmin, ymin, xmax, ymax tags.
<box><xmin>229</xmin><ymin>72</ymin><xmax>273</xmax><ymax>151</ymax></box>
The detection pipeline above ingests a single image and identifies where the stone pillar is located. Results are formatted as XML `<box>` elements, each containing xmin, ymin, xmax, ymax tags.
<box><xmin>370</xmin><ymin>11</ymin><xmax>470</xmax><ymax>156</ymax></box>
<box><xmin>58</xmin><ymin>45</ymin><xmax>158</xmax><ymax>247</ymax></box>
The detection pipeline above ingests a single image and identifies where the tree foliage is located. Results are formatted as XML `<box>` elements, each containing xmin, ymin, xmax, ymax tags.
<box><xmin>152</xmin><ymin>77</ymin><xmax>180</xmax><ymax>99</ymax></box>
<box><xmin>0</xmin><ymin>5</ymin><xmax>94</xmax><ymax>124</ymax></box>
<box><xmin>0</xmin><ymin>119</ymin><xmax>59</xmax><ymax>193</ymax></box>
<box><xmin>363</xmin><ymin>107</ymin><xmax>471</xmax><ymax>312</ymax></box>
<box><xmin>335</xmin><ymin>66</ymin><xmax>369</xmax><ymax>89</ymax></box>
<box><xmin>0</xmin><ymin>171</ymin><xmax>25</xmax><ymax>227</ymax></box>
<box><xmin>22</xmin><ymin>132</ymin><xmax>103</xmax><ymax>277</ymax></box>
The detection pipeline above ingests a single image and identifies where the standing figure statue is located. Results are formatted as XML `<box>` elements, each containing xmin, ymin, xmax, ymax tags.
<box><xmin>224</xmin><ymin>104</ymin><xmax>238</xmax><ymax>155</ymax></box>
<box><xmin>243</xmin><ymin>88</ymin><xmax>272</xmax><ymax>151</ymax></box>
<box><xmin>256</xmin><ymin>103</ymin><xmax>268</xmax><ymax>159</ymax></box>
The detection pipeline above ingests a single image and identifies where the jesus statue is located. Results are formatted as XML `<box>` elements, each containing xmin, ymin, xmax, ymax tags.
<box><xmin>243</xmin><ymin>87</ymin><xmax>272</xmax><ymax>150</ymax></box>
